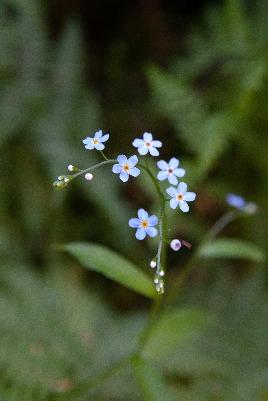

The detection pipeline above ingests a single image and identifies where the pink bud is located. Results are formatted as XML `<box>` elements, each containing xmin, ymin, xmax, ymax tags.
<box><xmin>170</xmin><ymin>239</ymin><xmax>182</xmax><ymax>251</ymax></box>
<box><xmin>85</xmin><ymin>173</ymin><xmax>93</xmax><ymax>181</ymax></box>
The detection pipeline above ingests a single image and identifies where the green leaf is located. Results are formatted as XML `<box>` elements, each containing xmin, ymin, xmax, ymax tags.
<box><xmin>132</xmin><ymin>357</ymin><xmax>175</xmax><ymax>401</ymax></box>
<box><xmin>60</xmin><ymin>242</ymin><xmax>156</xmax><ymax>299</ymax></box>
<box><xmin>198</xmin><ymin>238</ymin><xmax>266</xmax><ymax>263</ymax></box>
<box><xmin>142</xmin><ymin>308</ymin><xmax>209</xmax><ymax>360</ymax></box>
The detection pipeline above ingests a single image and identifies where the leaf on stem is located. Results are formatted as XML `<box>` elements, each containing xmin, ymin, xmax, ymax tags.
<box><xmin>59</xmin><ymin>242</ymin><xmax>156</xmax><ymax>299</ymax></box>
<box><xmin>198</xmin><ymin>238</ymin><xmax>265</xmax><ymax>263</ymax></box>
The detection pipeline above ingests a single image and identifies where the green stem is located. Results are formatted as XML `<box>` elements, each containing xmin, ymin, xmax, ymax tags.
<box><xmin>165</xmin><ymin>210</ymin><xmax>238</xmax><ymax>307</ymax></box>
<box><xmin>72</xmin><ymin>159</ymin><xmax>116</xmax><ymax>179</ymax></box>
<box><xmin>138</xmin><ymin>163</ymin><xmax>165</xmax><ymax>201</ymax></box>
<box><xmin>100</xmin><ymin>150</ymin><xmax>110</xmax><ymax>161</ymax></box>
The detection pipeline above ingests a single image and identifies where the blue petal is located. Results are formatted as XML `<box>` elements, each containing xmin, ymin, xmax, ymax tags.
<box><xmin>138</xmin><ymin>209</ymin><xmax>148</xmax><ymax>220</ymax></box>
<box><xmin>170</xmin><ymin>198</ymin><xmax>179</xmax><ymax>209</ymax></box>
<box><xmin>149</xmin><ymin>147</ymin><xmax>159</xmax><ymax>156</ymax></box>
<box><xmin>174</xmin><ymin>168</ymin><xmax>185</xmax><ymax>178</ymax></box>
<box><xmin>169</xmin><ymin>157</ymin><xmax>179</xmax><ymax>168</ymax></box>
<box><xmin>129</xmin><ymin>167</ymin><xmax>140</xmax><ymax>177</ymax></box>
<box><xmin>119</xmin><ymin>171</ymin><xmax>129</xmax><ymax>182</ymax></box>
<box><xmin>112</xmin><ymin>164</ymin><xmax>122</xmax><ymax>174</ymax></box>
<box><xmin>85</xmin><ymin>143</ymin><xmax>94</xmax><ymax>150</ymax></box>
<box><xmin>179</xmin><ymin>200</ymin><xmax>189</xmax><ymax>212</ymax></box>
<box><xmin>95</xmin><ymin>143</ymin><xmax>105</xmax><ymax>150</ymax></box>
<box><xmin>157</xmin><ymin>170</ymin><xmax>168</xmax><ymax>181</ymax></box>
<box><xmin>146</xmin><ymin>227</ymin><xmax>158</xmax><ymax>237</ymax></box>
<box><xmin>117</xmin><ymin>154</ymin><xmax>127</xmax><ymax>165</ymax></box>
<box><xmin>94</xmin><ymin>130</ymin><xmax>103</xmax><ymax>139</ymax></box>
<box><xmin>128</xmin><ymin>155</ymin><xmax>138</xmax><ymax>166</ymax></box>
<box><xmin>143</xmin><ymin>132</ymin><xmax>152</xmax><ymax>142</ymax></box>
<box><xmin>184</xmin><ymin>192</ymin><xmax>196</xmax><ymax>202</ymax></box>
<box><xmin>148</xmin><ymin>215</ymin><xmax>158</xmax><ymax>226</ymax></box>
<box><xmin>135</xmin><ymin>228</ymin><xmax>146</xmax><ymax>240</ymax></box>
<box><xmin>226</xmin><ymin>193</ymin><xmax>246</xmax><ymax>209</ymax></box>
<box><xmin>157</xmin><ymin>160</ymin><xmax>168</xmax><ymax>170</ymax></box>
<box><xmin>168</xmin><ymin>174</ymin><xmax>178</xmax><ymax>185</ymax></box>
<box><xmin>166</xmin><ymin>186</ymin><xmax>178</xmax><ymax>197</ymax></box>
<box><xmin>129</xmin><ymin>218</ymin><xmax>140</xmax><ymax>228</ymax></box>
<box><xmin>82</xmin><ymin>137</ymin><xmax>92</xmax><ymax>144</ymax></box>
<box><xmin>178</xmin><ymin>182</ymin><xmax>187</xmax><ymax>194</ymax></box>
<box><xmin>152</xmin><ymin>140</ymin><xmax>162</xmax><ymax>148</ymax></box>
<box><xmin>132</xmin><ymin>138</ymin><xmax>144</xmax><ymax>148</ymax></box>
<box><xmin>138</xmin><ymin>146</ymin><xmax>148</xmax><ymax>155</ymax></box>
<box><xmin>99</xmin><ymin>134</ymin><xmax>109</xmax><ymax>142</ymax></box>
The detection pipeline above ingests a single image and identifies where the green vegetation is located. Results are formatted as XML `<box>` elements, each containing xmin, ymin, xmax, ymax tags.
<box><xmin>0</xmin><ymin>0</ymin><xmax>267</xmax><ymax>399</ymax></box>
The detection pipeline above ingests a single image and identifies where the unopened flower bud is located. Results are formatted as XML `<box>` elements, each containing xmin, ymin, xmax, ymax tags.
<box><xmin>170</xmin><ymin>239</ymin><xmax>182</xmax><ymax>251</ymax></box>
<box><xmin>85</xmin><ymin>173</ymin><xmax>93</xmax><ymax>181</ymax></box>
<box><xmin>244</xmin><ymin>202</ymin><xmax>258</xmax><ymax>214</ymax></box>
<box><xmin>150</xmin><ymin>260</ymin><xmax>156</xmax><ymax>269</ymax></box>
<box><xmin>68</xmin><ymin>164</ymin><xmax>80</xmax><ymax>173</ymax></box>
<box><xmin>159</xmin><ymin>270</ymin><xmax>165</xmax><ymax>277</ymax></box>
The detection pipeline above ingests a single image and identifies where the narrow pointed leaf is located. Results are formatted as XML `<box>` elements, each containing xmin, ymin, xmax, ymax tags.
<box><xmin>60</xmin><ymin>242</ymin><xmax>156</xmax><ymax>299</ymax></box>
<box><xmin>198</xmin><ymin>239</ymin><xmax>265</xmax><ymax>263</ymax></box>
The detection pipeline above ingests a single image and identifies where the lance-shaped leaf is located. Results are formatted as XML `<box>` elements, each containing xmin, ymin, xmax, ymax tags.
<box><xmin>198</xmin><ymin>238</ymin><xmax>265</xmax><ymax>263</ymax></box>
<box><xmin>60</xmin><ymin>242</ymin><xmax>156</xmax><ymax>299</ymax></box>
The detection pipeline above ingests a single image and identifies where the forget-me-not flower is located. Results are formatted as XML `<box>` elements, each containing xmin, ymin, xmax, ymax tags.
<box><xmin>157</xmin><ymin>158</ymin><xmax>185</xmax><ymax>185</ymax></box>
<box><xmin>112</xmin><ymin>155</ymin><xmax>140</xmax><ymax>182</ymax></box>
<box><xmin>166</xmin><ymin>182</ymin><xmax>196</xmax><ymax>213</ymax></box>
<box><xmin>129</xmin><ymin>209</ymin><xmax>158</xmax><ymax>240</ymax></box>
<box><xmin>226</xmin><ymin>193</ymin><xmax>257</xmax><ymax>214</ymax></box>
<box><xmin>132</xmin><ymin>132</ymin><xmax>162</xmax><ymax>156</ymax></box>
<box><xmin>83</xmin><ymin>130</ymin><xmax>109</xmax><ymax>151</ymax></box>
<box><xmin>226</xmin><ymin>193</ymin><xmax>246</xmax><ymax>209</ymax></box>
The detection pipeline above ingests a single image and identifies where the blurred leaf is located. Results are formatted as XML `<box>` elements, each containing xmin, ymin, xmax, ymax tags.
<box><xmin>198</xmin><ymin>238</ymin><xmax>266</xmax><ymax>263</ymax></box>
<box><xmin>132</xmin><ymin>357</ymin><xmax>175</xmax><ymax>401</ymax></box>
<box><xmin>142</xmin><ymin>308</ymin><xmax>210</xmax><ymax>360</ymax></box>
<box><xmin>61</xmin><ymin>242</ymin><xmax>156</xmax><ymax>299</ymax></box>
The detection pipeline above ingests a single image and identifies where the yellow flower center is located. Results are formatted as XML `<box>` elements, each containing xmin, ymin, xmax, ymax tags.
<box><xmin>123</xmin><ymin>164</ymin><xmax>129</xmax><ymax>172</ymax></box>
<box><xmin>176</xmin><ymin>193</ymin><xmax>184</xmax><ymax>201</ymax></box>
<box><xmin>141</xmin><ymin>220</ymin><xmax>149</xmax><ymax>229</ymax></box>
<box><xmin>93</xmin><ymin>139</ymin><xmax>99</xmax><ymax>144</ymax></box>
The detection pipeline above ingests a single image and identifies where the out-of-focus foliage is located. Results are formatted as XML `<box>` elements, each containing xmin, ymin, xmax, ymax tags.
<box><xmin>148</xmin><ymin>0</ymin><xmax>268</xmax><ymax>249</ymax></box>
<box><xmin>0</xmin><ymin>0</ymin><xmax>268</xmax><ymax>400</ymax></box>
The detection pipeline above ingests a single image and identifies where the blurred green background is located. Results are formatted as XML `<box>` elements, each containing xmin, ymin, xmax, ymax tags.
<box><xmin>0</xmin><ymin>0</ymin><xmax>268</xmax><ymax>400</ymax></box>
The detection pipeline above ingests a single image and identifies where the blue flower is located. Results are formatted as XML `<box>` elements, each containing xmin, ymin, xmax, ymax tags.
<box><xmin>82</xmin><ymin>130</ymin><xmax>109</xmax><ymax>151</ymax></box>
<box><xmin>129</xmin><ymin>209</ymin><xmax>158</xmax><ymax>240</ymax></box>
<box><xmin>132</xmin><ymin>132</ymin><xmax>162</xmax><ymax>156</ymax></box>
<box><xmin>157</xmin><ymin>158</ymin><xmax>185</xmax><ymax>185</ymax></box>
<box><xmin>112</xmin><ymin>155</ymin><xmax>140</xmax><ymax>182</ymax></box>
<box><xmin>226</xmin><ymin>193</ymin><xmax>246</xmax><ymax>209</ymax></box>
<box><xmin>166</xmin><ymin>182</ymin><xmax>196</xmax><ymax>213</ymax></box>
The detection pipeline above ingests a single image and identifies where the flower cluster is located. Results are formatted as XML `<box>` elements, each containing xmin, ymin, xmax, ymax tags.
<box><xmin>54</xmin><ymin>129</ymin><xmax>198</xmax><ymax>294</ymax></box>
